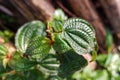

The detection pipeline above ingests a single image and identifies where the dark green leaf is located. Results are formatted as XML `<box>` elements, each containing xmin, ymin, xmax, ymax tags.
<box><xmin>25</xmin><ymin>36</ymin><xmax>51</xmax><ymax>61</ymax></box>
<box><xmin>58</xmin><ymin>50</ymin><xmax>88</xmax><ymax>78</ymax></box>
<box><xmin>38</xmin><ymin>54</ymin><xmax>60</xmax><ymax>75</ymax></box>
<box><xmin>62</xmin><ymin>18</ymin><xmax>97</xmax><ymax>54</ymax></box>
<box><xmin>24</xmin><ymin>69</ymin><xmax>46</xmax><ymax>80</ymax></box>
<box><xmin>9</xmin><ymin>52</ymin><xmax>37</xmax><ymax>71</ymax></box>
<box><xmin>6</xmin><ymin>74</ymin><xmax>27</xmax><ymax>80</ymax></box>
<box><xmin>48</xmin><ymin>75</ymin><xmax>64</xmax><ymax>80</ymax></box>
<box><xmin>15</xmin><ymin>21</ymin><xmax>46</xmax><ymax>53</ymax></box>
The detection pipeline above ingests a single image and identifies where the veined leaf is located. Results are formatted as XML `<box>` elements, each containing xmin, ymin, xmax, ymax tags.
<box><xmin>58</xmin><ymin>50</ymin><xmax>88</xmax><ymax>78</ymax></box>
<box><xmin>15</xmin><ymin>21</ymin><xmax>46</xmax><ymax>53</ymax></box>
<box><xmin>0</xmin><ymin>44</ymin><xmax>8</xmax><ymax>56</ymax></box>
<box><xmin>52</xmin><ymin>20</ymin><xmax>63</xmax><ymax>33</ymax></box>
<box><xmin>53</xmin><ymin>34</ymin><xmax>71</xmax><ymax>53</ymax></box>
<box><xmin>9</xmin><ymin>52</ymin><xmax>37</xmax><ymax>71</ymax></box>
<box><xmin>38</xmin><ymin>54</ymin><xmax>60</xmax><ymax>75</ymax></box>
<box><xmin>62</xmin><ymin>18</ymin><xmax>97</xmax><ymax>54</ymax></box>
<box><xmin>25</xmin><ymin>36</ymin><xmax>51</xmax><ymax>61</ymax></box>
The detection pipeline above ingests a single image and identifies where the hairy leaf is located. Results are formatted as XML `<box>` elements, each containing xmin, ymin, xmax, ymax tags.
<box><xmin>58</xmin><ymin>50</ymin><xmax>88</xmax><ymax>78</ymax></box>
<box><xmin>62</xmin><ymin>18</ymin><xmax>97</xmax><ymax>54</ymax></box>
<box><xmin>25</xmin><ymin>36</ymin><xmax>51</xmax><ymax>61</ymax></box>
<box><xmin>15</xmin><ymin>21</ymin><xmax>46</xmax><ymax>53</ymax></box>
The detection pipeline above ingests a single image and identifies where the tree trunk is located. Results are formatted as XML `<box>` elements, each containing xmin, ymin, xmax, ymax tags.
<box><xmin>99</xmin><ymin>0</ymin><xmax>120</xmax><ymax>37</ymax></box>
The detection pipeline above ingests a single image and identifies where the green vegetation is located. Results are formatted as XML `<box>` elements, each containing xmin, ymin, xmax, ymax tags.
<box><xmin>0</xmin><ymin>9</ymin><xmax>98</xmax><ymax>80</ymax></box>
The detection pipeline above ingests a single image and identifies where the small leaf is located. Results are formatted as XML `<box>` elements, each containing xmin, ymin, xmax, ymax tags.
<box><xmin>52</xmin><ymin>20</ymin><xmax>63</xmax><ymax>33</ymax></box>
<box><xmin>62</xmin><ymin>18</ymin><xmax>97</xmax><ymax>54</ymax></box>
<box><xmin>53</xmin><ymin>34</ymin><xmax>71</xmax><ymax>53</ymax></box>
<box><xmin>58</xmin><ymin>50</ymin><xmax>88</xmax><ymax>78</ymax></box>
<box><xmin>38</xmin><ymin>54</ymin><xmax>60</xmax><ymax>75</ymax></box>
<box><xmin>90</xmin><ymin>50</ymin><xmax>97</xmax><ymax>62</ymax></box>
<box><xmin>25</xmin><ymin>36</ymin><xmax>51</xmax><ymax>61</ymax></box>
<box><xmin>9</xmin><ymin>52</ymin><xmax>37</xmax><ymax>71</ymax></box>
<box><xmin>0</xmin><ymin>61</ymin><xmax>5</xmax><ymax>74</ymax></box>
<box><xmin>15</xmin><ymin>21</ymin><xmax>46</xmax><ymax>53</ymax></box>
<box><xmin>54</xmin><ymin>9</ymin><xmax>67</xmax><ymax>21</ymax></box>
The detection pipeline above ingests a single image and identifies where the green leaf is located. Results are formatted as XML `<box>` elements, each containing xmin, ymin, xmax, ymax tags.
<box><xmin>54</xmin><ymin>9</ymin><xmax>67</xmax><ymax>21</ymax></box>
<box><xmin>25</xmin><ymin>36</ymin><xmax>51</xmax><ymax>61</ymax></box>
<box><xmin>48</xmin><ymin>75</ymin><xmax>64</xmax><ymax>80</ymax></box>
<box><xmin>0</xmin><ymin>44</ymin><xmax>8</xmax><ymax>56</ymax></box>
<box><xmin>24</xmin><ymin>69</ymin><xmax>46</xmax><ymax>80</ymax></box>
<box><xmin>62</xmin><ymin>18</ymin><xmax>97</xmax><ymax>54</ymax></box>
<box><xmin>106</xmin><ymin>28</ymin><xmax>113</xmax><ymax>53</ymax></box>
<box><xmin>52</xmin><ymin>20</ymin><xmax>63</xmax><ymax>33</ymax></box>
<box><xmin>15</xmin><ymin>21</ymin><xmax>46</xmax><ymax>53</ymax></box>
<box><xmin>38</xmin><ymin>54</ymin><xmax>60</xmax><ymax>75</ymax></box>
<box><xmin>6</xmin><ymin>74</ymin><xmax>27</xmax><ymax>80</ymax></box>
<box><xmin>9</xmin><ymin>52</ymin><xmax>37</xmax><ymax>71</ymax></box>
<box><xmin>53</xmin><ymin>34</ymin><xmax>71</xmax><ymax>53</ymax></box>
<box><xmin>58</xmin><ymin>50</ymin><xmax>88</xmax><ymax>78</ymax></box>
<box><xmin>0</xmin><ymin>61</ymin><xmax>5</xmax><ymax>74</ymax></box>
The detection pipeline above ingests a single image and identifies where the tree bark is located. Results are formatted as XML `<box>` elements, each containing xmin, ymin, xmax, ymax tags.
<box><xmin>10</xmin><ymin>0</ymin><xmax>55</xmax><ymax>23</ymax></box>
<box><xmin>99</xmin><ymin>0</ymin><xmax>120</xmax><ymax>38</ymax></box>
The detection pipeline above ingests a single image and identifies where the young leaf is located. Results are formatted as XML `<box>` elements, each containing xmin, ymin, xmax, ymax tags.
<box><xmin>52</xmin><ymin>20</ymin><xmax>63</xmax><ymax>33</ymax></box>
<box><xmin>58</xmin><ymin>50</ymin><xmax>88</xmax><ymax>78</ymax></box>
<box><xmin>15</xmin><ymin>21</ymin><xmax>46</xmax><ymax>53</ymax></box>
<box><xmin>54</xmin><ymin>9</ymin><xmax>67</xmax><ymax>21</ymax></box>
<box><xmin>53</xmin><ymin>34</ymin><xmax>71</xmax><ymax>53</ymax></box>
<box><xmin>9</xmin><ymin>52</ymin><xmax>37</xmax><ymax>71</ymax></box>
<box><xmin>25</xmin><ymin>36</ymin><xmax>51</xmax><ymax>61</ymax></box>
<box><xmin>62</xmin><ymin>18</ymin><xmax>97</xmax><ymax>54</ymax></box>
